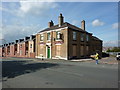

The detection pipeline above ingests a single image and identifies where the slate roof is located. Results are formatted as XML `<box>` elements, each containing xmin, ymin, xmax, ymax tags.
<box><xmin>92</xmin><ymin>36</ymin><xmax>102</xmax><ymax>41</ymax></box>
<box><xmin>38</xmin><ymin>22</ymin><xmax>91</xmax><ymax>34</ymax></box>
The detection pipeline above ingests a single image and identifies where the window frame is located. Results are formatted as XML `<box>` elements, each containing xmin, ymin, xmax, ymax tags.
<box><xmin>40</xmin><ymin>34</ymin><xmax>44</xmax><ymax>41</ymax></box>
<box><xmin>56</xmin><ymin>31</ymin><xmax>61</xmax><ymax>40</ymax></box>
<box><xmin>81</xmin><ymin>33</ymin><xmax>84</xmax><ymax>41</ymax></box>
<box><xmin>86</xmin><ymin>34</ymin><xmax>89</xmax><ymax>41</ymax></box>
<box><xmin>30</xmin><ymin>44</ymin><xmax>32</xmax><ymax>48</ymax></box>
<box><xmin>73</xmin><ymin>31</ymin><xmax>77</xmax><ymax>41</ymax></box>
<box><xmin>47</xmin><ymin>32</ymin><xmax>51</xmax><ymax>41</ymax></box>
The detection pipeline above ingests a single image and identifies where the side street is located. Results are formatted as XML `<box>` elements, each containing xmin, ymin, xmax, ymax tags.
<box><xmin>1</xmin><ymin>56</ymin><xmax>118</xmax><ymax>88</ymax></box>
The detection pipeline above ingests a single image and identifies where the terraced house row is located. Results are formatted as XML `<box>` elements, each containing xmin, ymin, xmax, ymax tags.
<box><xmin>0</xmin><ymin>14</ymin><xmax>102</xmax><ymax>60</ymax></box>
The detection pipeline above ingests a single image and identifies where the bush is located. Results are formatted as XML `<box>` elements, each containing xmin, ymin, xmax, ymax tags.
<box><xmin>106</xmin><ymin>47</ymin><xmax>120</xmax><ymax>52</ymax></box>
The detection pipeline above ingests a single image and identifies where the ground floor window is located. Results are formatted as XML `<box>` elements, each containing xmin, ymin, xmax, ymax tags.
<box><xmin>40</xmin><ymin>46</ymin><xmax>44</xmax><ymax>54</ymax></box>
<box><xmin>80</xmin><ymin>45</ymin><xmax>84</xmax><ymax>56</ymax></box>
<box><xmin>86</xmin><ymin>46</ymin><xmax>89</xmax><ymax>55</ymax></box>
<box><xmin>72</xmin><ymin>45</ymin><xmax>77</xmax><ymax>57</ymax></box>
<box><xmin>56</xmin><ymin>45</ymin><xmax>61</xmax><ymax>56</ymax></box>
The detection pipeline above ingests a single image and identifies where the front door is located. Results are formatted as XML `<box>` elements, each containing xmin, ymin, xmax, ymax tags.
<box><xmin>47</xmin><ymin>47</ymin><xmax>50</xmax><ymax>58</ymax></box>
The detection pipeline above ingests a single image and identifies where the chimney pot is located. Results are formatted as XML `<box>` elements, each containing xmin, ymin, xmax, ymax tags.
<box><xmin>48</xmin><ymin>20</ymin><xmax>54</xmax><ymax>28</ymax></box>
<box><xmin>81</xmin><ymin>20</ymin><xmax>85</xmax><ymax>30</ymax></box>
<box><xmin>58</xmin><ymin>13</ymin><xmax>64</xmax><ymax>27</ymax></box>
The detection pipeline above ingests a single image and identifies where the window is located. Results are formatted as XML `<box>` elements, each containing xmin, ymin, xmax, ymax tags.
<box><xmin>30</xmin><ymin>44</ymin><xmax>32</xmax><ymax>48</ymax></box>
<box><xmin>47</xmin><ymin>33</ymin><xmax>51</xmax><ymax>40</ymax></box>
<box><xmin>81</xmin><ymin>33</ymin><xmax>84</xmax><ymax>41</ymax></box>
<box><xmin>80</xmin><ymin>45</ymin><xmax>84</xmax><ymax>56</ymax></box>
<box><xmin>72</xmin><ymin>45</ymin><xmax>77</xmax><ymax>56</ymax></box>
<box><xmin>86</xmin><ymin>46</ymin><xmax>89</xmax><ymax>55</ymax></box>
<box><xmin>40</xmin><ymin>34</ymin><xmax>44</xmax><ymax>41</ymax></box>
<box><xmin>56</xmin><ymin>31</ymin><xmax>61</xmax><ymax>40</ymax></box>
<box><xmin>73</xmin><ymin>31</ymin><xmax>77</xmax><ymax>40</ymax></box>
<box><xmin>56</xmin><ymin>45</ymin><xmax>61</xmax><ymax>56</ymax></box>
<box><xmin>20</xmin><ymin>44</ymin><xmax>22</xmax><ymax>48</ymax></box>
<box><xmin>40</xmin><ymin>46</ymin><xmax>43</xmax><ymax>54</ymax></box>
<box><xmin>86</xmin><ymin>34</ymin><xmax>89</xmax><ymax>41</ymax></box>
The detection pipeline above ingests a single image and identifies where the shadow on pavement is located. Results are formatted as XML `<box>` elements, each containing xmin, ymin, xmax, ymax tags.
<box><xmin>2</xmin><ymin>61</ymin><xmax>58</xmax><ymax>79</ymax></box>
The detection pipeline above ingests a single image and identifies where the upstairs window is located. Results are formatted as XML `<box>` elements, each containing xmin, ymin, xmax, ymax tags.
<box><xmin>86</xmin><ymin>34</ymin><xmax>89</xmax><ymax>41</ymax></box>
<box><xmin>81</xmin><ymin>33</ymin><xmax>84</xmax><ymax>41</ymax></box>
<box><xmin>40</xmin><ymin>34</ymin><xmax>44</xmax><ymax>41</ymax></box>
<box><xmin>20</xmin><ymin>44</ymin><xmax>22</xmax><ymax>48</ymax></box>
<box><xmin>30</xmin><ymin>44</ymin><xmax>32</xmax><ymax>48</ymax></box>
<box><xmin>47</xmin><ymin>32</ymin><xmax>51</xmax><ymax>40</ymax></box>
<box><xmin>73</xmin><ymin>31</ymin><xmax>77</xmax><ymax>40</ymax></box>
<box><xmin>56</xmin><ymin>31</ymin><xmax>62</xmax><ymax>40</ymax></box>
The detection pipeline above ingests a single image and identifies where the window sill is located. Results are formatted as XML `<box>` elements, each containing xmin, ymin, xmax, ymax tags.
<box><xmin>40</xmin><ymin>41</ymin><xmax>44</xmax><ymax>42</ymax></box>
<box><xmin>56</xmin><ymin>39</ymin><xmax>62</xmax><ymax>41</ymax></box>
<box><xmin>73</xmin><ymin>40</ymin><xmax>77</xmax><ymax>41</ymax></box>
<box><xmin>47</xmin><ymin>40</ymin><xmax>51</xmax><ymax>41</ymax></box>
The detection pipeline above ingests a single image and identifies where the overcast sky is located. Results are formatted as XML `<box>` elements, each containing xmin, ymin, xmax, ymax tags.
<box><xmin>0</xmin><ymin>2</ymin><xmax>118</xmax><ymax>47</ymax></box>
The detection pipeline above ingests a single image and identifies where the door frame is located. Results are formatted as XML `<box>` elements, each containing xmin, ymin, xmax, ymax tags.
<box><xmin>46</xmin><ymin>45</ymin><xmax>51</xmax><ymax>59</ymax></box>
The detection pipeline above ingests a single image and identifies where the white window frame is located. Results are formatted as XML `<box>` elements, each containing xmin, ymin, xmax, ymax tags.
<box><xmin>47</xmin><ymin>32</ymin><xmax>51</xmax><ymax>41</ymax></box>
<box><xmin>56</xmin><ymin>31</ymin><xmax>62</xmax><ymax>40</ymax></box>
<box><xmin>40</xmin><ymin>34</ymin><xmax>44</xmax><ymax>41</ymax></box>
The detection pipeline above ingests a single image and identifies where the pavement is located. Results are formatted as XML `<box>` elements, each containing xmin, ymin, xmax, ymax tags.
<box><xmin>1</xmin><ymin>57</ymin><xmax>119</xmax><ymax>88</ymax></box>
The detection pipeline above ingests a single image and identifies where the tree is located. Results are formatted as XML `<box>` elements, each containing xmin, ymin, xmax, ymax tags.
<box><xmin>106</xmin><ymin>48</ymin><xmax>111</xmax><ymax>52</ymax></box>
<box><xmin>107</xmin><ymin>47</ymin><xmax>120</xmax><ymax>52</ymax></box>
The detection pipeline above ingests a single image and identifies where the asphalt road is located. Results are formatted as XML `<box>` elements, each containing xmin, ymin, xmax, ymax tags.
<box><xmin>2</xmin><ymin>57</ymin><xmax>118</xmax><ymax>88</ymax></box>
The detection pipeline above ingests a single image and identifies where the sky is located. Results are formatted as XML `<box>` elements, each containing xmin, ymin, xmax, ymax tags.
<box><xmin>0</xmin><ymin>1</ymin><xmax>118</xmax><ymax>47</ymax></box>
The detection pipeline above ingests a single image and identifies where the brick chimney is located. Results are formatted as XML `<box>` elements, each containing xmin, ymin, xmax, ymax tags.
<box><xmin>58</xmin><ymin>13</ymin><xmax>64</xmax><ymax>27</ymax></box>
<box><xmin>24</xmin><ymin>36</ymin><xmax>30</xmax><ymax>41</ymax></box>
<box><xmin>19</xmin><ymin>39</ymin><xmax>24</xmax><ymax>42</ymax></box>
<box><xmin>81</xmin><ymin>20</ymin><xmax>85</xmax><ymax>30</ymax></box>
<box><xmin>48</xmin><ymin>20</ymin><xmax>54</xmax><ymax>28</ymax></box>
<box><xmin>15</xmin><ymin>40</ymin><xmax>19</xmax><ymax>44</ymax></box>
<box><xmin>30</xmin><ymin>35</ymin><xmax>36</xmax><ymax>40</ymax></box>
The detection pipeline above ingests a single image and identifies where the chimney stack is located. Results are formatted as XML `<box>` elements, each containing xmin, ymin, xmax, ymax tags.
<box><xmin>30</xmin><ymin>35</ymin><xmax>36</xmax><ymax>40</ymax></box>
<box><xmin>19</xmin><ymin>39</ymin><xmax>24</xmax><ymax>42</ymax></box>
<box><xmin>15</xmin><ymin>40</ymin><xmax>19</xmax><ymax>44</ymax></box>
<box><xmin>81</xmin><ymin>20</ymin><xmax>85</xmax><ymax>30</ymax></box>
<box><xmin>48</xmin><ymin>20</ymin><xmax>54</xmax><ymax>28</ymax></box>
<box><xmin>58</xmin><ymin>13</ymin><xmax>64</xmax><ymax>27</ymax></box>
<box><xmin>24</xmin><ymin>36</ymin><xmax>30</xmax><ymax>41</ymax></box>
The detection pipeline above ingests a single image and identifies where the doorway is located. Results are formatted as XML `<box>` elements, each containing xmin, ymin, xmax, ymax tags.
<box><xmin>47</xmin><ymin>46</ymin><xmax>50</xmax><ymax>58</ymax></box>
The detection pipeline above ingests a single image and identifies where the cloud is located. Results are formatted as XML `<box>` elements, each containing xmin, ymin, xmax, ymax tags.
<box><xmin>1</xmin><ymin>1</ymin><xmax>58</xmax><ymax>18</ymax></box>
<box><xmin>112</xmin><ymin>23</ymin><xmax>119</xmax><ymax>29</ymax></box>
<box><xmin>103</xmin><ymin>40</ymin><xmax>118</xmax><ymax>47</ymax></box>
<box><xmin>17</xmin><ymin>1</ymin><xmax>58</xmax><ymax>17</ymax></box>
<box><xmin>71</xmin><ymin>20</ymin><xmax>81</xmax><ymax>26</ymax></box>
<box><xmin>1</xmin><ymin>24</ymin><xmax>42</xmax><ymax>44</ymax></box>
<box><xmin>0</xmin><ymin>6</ymin><xmax>15</xmax><ymax>15</ymax></box>
<box><xmin>92</xmin><ymin>19</ymin><xmax>104</xmax><ymax>27</ymax></box>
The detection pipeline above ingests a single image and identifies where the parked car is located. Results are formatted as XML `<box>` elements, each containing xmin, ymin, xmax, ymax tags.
<box><xmin>116</xmin><ymin>53</ymin><xmax>120</xmax><ymax>60</ymax></box>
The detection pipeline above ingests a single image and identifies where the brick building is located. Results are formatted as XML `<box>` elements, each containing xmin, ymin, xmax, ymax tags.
<box><xmin>0</xmin><ymin>14</ymin><xmax>102</xmax><ymax>60</ymax></box>
<box><xmin>13</xmin><ymin>35</ymin><xmax>36</xmax><ymax>58</ymax></box>
<box><xmin>28</xmin><ymin>35</ymin><xmax>36</xmax><ymax>58</ymax></box>
<box><xmin>35</xmin><ymin>14</ymin><xmax>102</xmax><ymax>60</ymax></box>
<box><xmin>0</xmin><ymin>35</ymin><xmax>36</xmax><ymax>58</ymax></box>
<box><xmin>0</xmin><ymin>45</ymin><xmax>3</xmax><ymax>57</ymax></box>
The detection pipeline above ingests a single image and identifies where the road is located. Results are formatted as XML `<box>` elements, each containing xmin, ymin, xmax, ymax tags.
<box><xmin>2</xmin><ymin>57</ymin><xmax>118</xmax><ymax>88</ymax></box>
